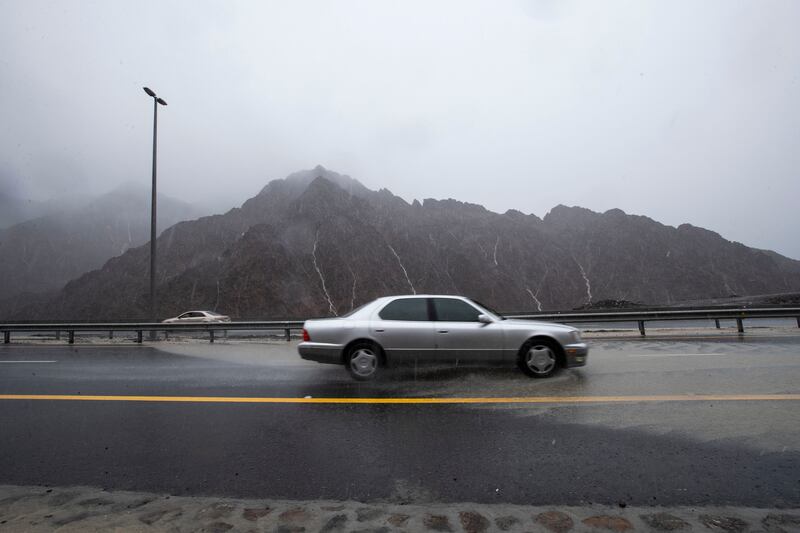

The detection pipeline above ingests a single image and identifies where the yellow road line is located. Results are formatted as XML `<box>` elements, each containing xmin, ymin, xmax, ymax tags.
<box><xmin>0</xmin><ymin>394</ymin><xmax>798</xmax><ymax>404</ymax></box>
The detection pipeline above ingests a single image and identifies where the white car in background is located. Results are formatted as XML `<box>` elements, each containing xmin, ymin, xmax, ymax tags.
<box><xmin>162</xmin><ymin>310</ymin><xmax>231</xmax><ymax>323</ymax></box>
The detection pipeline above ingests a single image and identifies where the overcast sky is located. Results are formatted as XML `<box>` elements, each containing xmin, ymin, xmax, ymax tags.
<box><xmin>1</xmin><ymin>0</ymin><xmax>798</xmax><ymax>258</ymax></box>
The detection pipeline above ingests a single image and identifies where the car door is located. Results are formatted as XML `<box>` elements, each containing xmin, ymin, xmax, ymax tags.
<box><xmin>370</xmin><ymin>297</ymin><xmax>436</xmax><ymax>364</ymax></box>
<box><xmin>432</xmin><ymin>297</ymin><xmax>505</xmax><ymax>363</ymax></box>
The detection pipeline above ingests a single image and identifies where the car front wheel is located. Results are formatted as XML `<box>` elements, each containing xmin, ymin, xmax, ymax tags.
<box><xmin>518</xmin><ymin>339</ymin><xmax>559</xmax><ymax>378</ymax></box>
<box><xmin>346</xmin><ymin>342</ymin><xmax>381</xmax><ymax>381</ymax></box>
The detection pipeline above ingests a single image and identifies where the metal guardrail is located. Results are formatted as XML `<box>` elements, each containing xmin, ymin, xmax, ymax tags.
<box><xmin>506</xmin><ymin>307</ymin><xmax>800</xmax><ymax>335</ymax></box>
<box><xmin>1</xmin><ymin>307</ymin><xmax>799</xmax><ymax>344</ymax></box>
<box><xmin>0</xmin><ymin>321</ymin><xmax>304</xmax><ymax>345</ymax></box>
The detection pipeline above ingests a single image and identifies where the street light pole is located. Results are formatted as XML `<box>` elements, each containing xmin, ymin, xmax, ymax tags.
<box><xmin>143</xmin><ymin>87</ymin><xmax>167</xmax><ymax>331</ymax></box>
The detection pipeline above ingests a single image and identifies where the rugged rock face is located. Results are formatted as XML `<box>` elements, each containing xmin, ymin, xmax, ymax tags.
<box><xmin>541</xmin><ymin>205</ymin><xmax>800</xmax><ymax>307</ymax></box>
<box><xmin>574</xmin><ymin>299</ymin><xmax>643</xmax><ymax>311</ymax></box>
<box><xmin>0</xmin><ymin>184</ymin><xmax>203</xmax><ymax>300</ymax></box>
<box><xmin>3</xmin><ymin>166</ymin><xmax>799</xmax><ymax>320</ymax></box>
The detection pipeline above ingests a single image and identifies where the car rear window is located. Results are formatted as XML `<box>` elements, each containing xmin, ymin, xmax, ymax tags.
<box><xmin>433</xmin><ymin>298</ymin><xmax>481</xmax><ymax>322</ymax></box>
<box><xmin>378</xmin><ymin>298</ymin><xmax>430</xmax><ymax>321</ymax></box>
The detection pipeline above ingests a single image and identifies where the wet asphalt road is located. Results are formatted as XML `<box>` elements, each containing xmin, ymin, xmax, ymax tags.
<box><xmin>0</xmin><ymin>334</ymin><xmax>798</xmax><ymax>507</ymax></box>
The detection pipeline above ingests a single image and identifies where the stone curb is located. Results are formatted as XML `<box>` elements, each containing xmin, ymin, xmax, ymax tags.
<box><xmin>1</xmin><ymin>485</ymin><xmax>798</xmax><ymax>533</ymax></box>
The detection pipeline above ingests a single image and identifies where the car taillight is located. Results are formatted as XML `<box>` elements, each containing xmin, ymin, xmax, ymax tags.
<box><xmin>302</xmin><ymin>329</ymin><xmax>310</xmax><ymax>342</ymax></box>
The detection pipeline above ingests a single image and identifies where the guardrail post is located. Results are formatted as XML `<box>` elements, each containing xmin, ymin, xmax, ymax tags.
<box><xmin>736</xmin><ymin>318</ymin><xmax>744</xmax><ymax>333</ymax></box>
<box><xmin>137</xmin><ymin>331</ymin><xmax>143</xmax><ymax>344</ymax></box>
<box><xmin>285</xmin><ymin>328</ymin><xmax>290</xmax><ymax>342</ymax></box>
<box><xmin>3</xmin><ymin>331</ymin><xmax>9</xmax><ymax>344</ymax></box>
<box><xmin>796</xmin><ymin>317</ymin><xmax>800</xmax><ymax>328</ymax></box>
<box><xmin>637</xmin><ymin>321</ymin><xmax>645</xmax><ymax>336</ymax></box>
<box><xmin>164</xmin><ymin>331</ymin><xmax>169</xmax><ymax>340</ymax></box>
<box><xmin>68</xmin><ymin>331</ymin><xmax>75</xmax><ymax>344</ymax></box>
<box><xmin>109</xmin><ymin>331</ymin><xmax>113</xmax><ymax>340</ymax></box>
<box><xmin>55</xmin><ymin>331</ymin><xmax>61</xmax><ymax>340</ymax></box>
<box><xmin>714</xmin><ymin>319</ymin><xmax>720</xmax><ymax>329</ymax></box>
<box><xmin>209</xmin><ymin>330</ymin><xmax>215</xmax><ymax>343</ymax></box>
<box><xmin>223</xmin><ymin>330</ymin><xmax>228</xmax><ymax>339</ymax></box>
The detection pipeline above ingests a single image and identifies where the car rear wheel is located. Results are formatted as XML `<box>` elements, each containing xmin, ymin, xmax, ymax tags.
<box><xmin>346</xmin><ymin>342</ymin><xmax>381</xmax><ymax>381</ymax></box>
<box><xmin>518</xmin><ymin>339</ymin><xmax>559</xmax><ymax>378</ymax></box>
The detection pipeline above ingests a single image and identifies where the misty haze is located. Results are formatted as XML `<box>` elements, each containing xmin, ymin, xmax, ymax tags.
<box><xmin>2</xmin><ymin>3</ymin><xmax>799</xmax><ymax>318</ymax></box>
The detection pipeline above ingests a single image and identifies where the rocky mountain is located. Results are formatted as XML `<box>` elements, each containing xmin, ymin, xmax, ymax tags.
<box><xmin>541</xmin><ymin>206</ymin><xmax>800</xmax><ymax>307</ymax></box>
<box><xmin>3</xmin><ymin>166</ymin><xmax>799</xmax><ymax>320</ymax></box>
<box><xmin>0</xmin><ymin>184</ymin><xmax>204</xmax><ymax>301</ymax></box>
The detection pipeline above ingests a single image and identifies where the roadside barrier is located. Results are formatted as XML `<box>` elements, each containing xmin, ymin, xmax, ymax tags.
<box><xmin>0</xmin><ymin>321</ymin><xmax>303</xmax><ymax>345</ymax></box>
<box><xmin>506</xmin><ymin>307</ymin><xmax>800</xmax><ymax>336</ymax></box>
<box><xmin>1</xmin><ymin>307</ymin><xmax>799</xmax><ymax>344</ymax></box>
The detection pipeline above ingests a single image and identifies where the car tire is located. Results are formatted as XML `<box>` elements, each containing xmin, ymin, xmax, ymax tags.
<box><xmin>518</xmin><ymin>338</ymin><xmax>560</xmax><ymax>378</ymax></box>
<box><xmin>346</xmin><ymin>342</ymin><xmax>382</xmax><ymax>381</ymax></box>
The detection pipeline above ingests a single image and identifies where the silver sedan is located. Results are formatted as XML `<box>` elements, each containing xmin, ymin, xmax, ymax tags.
<box><xmin>298</xmin><ymin>295</ymin><xmax>588</xmax><ymax>380</ymax></box>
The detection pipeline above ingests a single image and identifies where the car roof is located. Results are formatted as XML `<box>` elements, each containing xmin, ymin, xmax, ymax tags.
<box><xmin>366</xmin><ymin>295</ymin><xmax>474</xmax><ymax>309</ymax></box>
<box><xmin>328</xmin><ymin>295</ymin><xmax>480</xmax><ymax>320</ymax></box>
<box><xmin>376</xmin><ymin>294</ymin><xmax>471</xmax><ymax>300</ymax></box>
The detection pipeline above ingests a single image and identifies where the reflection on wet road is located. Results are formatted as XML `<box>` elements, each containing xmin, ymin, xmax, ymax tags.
<box><xmin>0</xmin><ymin>336</ymin><xmax>798</xmax><ymax>506</ymax></box>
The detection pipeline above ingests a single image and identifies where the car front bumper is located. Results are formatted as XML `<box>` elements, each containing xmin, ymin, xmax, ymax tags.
<box><xmin>298</xmin><ymin>342</ymin><xmax>344</xmax><ymax>365</ymax></box>
<box><xmin>564</xmin><ymin>342</ymin><xmax>589</xmax><ymax>367</ymax></box>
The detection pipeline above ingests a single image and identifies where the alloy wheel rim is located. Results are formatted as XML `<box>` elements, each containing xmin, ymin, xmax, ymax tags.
<box><xmin>350</xmin><ymin>348</ymin><xmax>378</xmax><ymax>376</ymax></box>
<box><xmin>526</xmin><ymin>345</ymin><xmax>555</xmax><ymax>374</ymax></box>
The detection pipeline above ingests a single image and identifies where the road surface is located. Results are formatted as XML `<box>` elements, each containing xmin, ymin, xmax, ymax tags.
<box><xmin>0</xmin><ymin>335</ymin><xmax>798</xmax><ymax>507</ymax></box>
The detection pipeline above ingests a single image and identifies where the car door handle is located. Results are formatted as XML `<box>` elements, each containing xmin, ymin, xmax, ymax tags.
<box><xmin>437</xmin><ymin>330</ymin><xmax>449</xmax><ymax>333</ymax></box>
<box><xmin>375</xmin><ymin>329</ymin><xmax>385</xmax><ymax>333</ymax></box>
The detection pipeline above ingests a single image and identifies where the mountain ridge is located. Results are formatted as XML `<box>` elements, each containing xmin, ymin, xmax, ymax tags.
<box><xmin>2</xmin><ymin>167</ymin><xmax>798</xmax><ymax>320</ymax></box>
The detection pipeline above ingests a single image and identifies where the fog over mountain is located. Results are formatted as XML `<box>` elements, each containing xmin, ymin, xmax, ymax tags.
<box><xmin>0</xmin><ymin>184</ymin><xmax>204</xmax><ymax>299</ymax></box>
<box><xmin>3</xmin><ymin>167</ymin><xmax>798</xmax><ymax>321</ymax></box>
<box><xmin>0</xmin><ymin>193</ymin><xmax>45</xmax><ymax>229</ymax></box>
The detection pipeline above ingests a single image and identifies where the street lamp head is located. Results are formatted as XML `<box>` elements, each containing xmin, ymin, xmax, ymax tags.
<box><xmin>156</xmin><ymin>97</ymin><xmax>168</xmax><ymax>106</ymax></box>
<box><xmin>143</xmin><ymin>87</ymin><xmax>156</xmax><ymax>97</ymax></box>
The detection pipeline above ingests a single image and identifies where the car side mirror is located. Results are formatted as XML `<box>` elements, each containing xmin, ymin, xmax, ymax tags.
<box><xmin>478</xmin><ymin>314</ymin><xmax>493</xmax><ymax>324</ymax></box>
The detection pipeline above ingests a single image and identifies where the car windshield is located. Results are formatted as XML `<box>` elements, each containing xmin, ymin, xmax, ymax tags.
<box><xmin>469</xmin><ymin>299</ymin><xmax>506</xmax><ymax>320</ymax></box>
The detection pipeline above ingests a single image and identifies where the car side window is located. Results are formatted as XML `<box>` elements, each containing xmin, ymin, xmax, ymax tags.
<box><xmin>179</xmin><ymin>312</ymin><xmax>191</xmax><ymax>319</ymax></box>
<box><xmin>433</xmin><ymin>298</ymin><xmax>482</xmax><ymax>322</ymax></box>
<box><xmin>378</xmin><ymin>298</ymin><xmax>430</xmax><ymax>321</ymax></box>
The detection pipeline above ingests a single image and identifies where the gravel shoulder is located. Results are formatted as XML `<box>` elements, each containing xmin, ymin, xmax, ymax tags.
<box><xmin>1</xmin><ymin>484</ymin><xmax>798</xmax><ymax>533</ymax></box>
